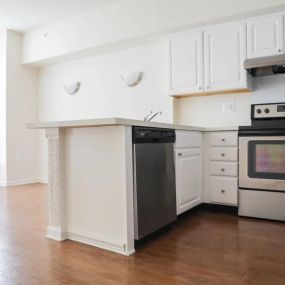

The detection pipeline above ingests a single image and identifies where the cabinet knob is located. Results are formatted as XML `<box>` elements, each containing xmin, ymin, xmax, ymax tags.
<box><xmin>278</xmin><ymin>49</ymin><xmax>282</xmax><ymax>53</ymax></box>
<box><xmin>221</xmin><ymin>168</ymin><xmax>225</xmax><ymax>172</ymax></box>
<box><xmin>178</xmin><ymin>152</ymin><xmax>182</xmax><ymax>157</ymax></box>
<box><xmin>221</xmin><ymin>138</ymin><xmax>225</xmax><ymax>142</ymax></box>
<box><xmin>221</xmin><ymin>153</ymin><xmax>225</xmax><ymax>157</ymax></box>
<box><xmin>221</xmin><ymin>189</ymin><xmax>226</xmax><ymax>193</ymax></box>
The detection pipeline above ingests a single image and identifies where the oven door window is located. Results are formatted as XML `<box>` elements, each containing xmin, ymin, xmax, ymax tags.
<box><xmin>248</xmin><ymin>141</ymin><xmax>285</xmax><ymax>179</ymax></box>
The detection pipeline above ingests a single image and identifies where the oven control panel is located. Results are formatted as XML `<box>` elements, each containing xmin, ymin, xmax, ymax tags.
<box><xmin>253</xmin><ymin>103</ymin><xmax>285</xmax><ymax>119</ymax></box>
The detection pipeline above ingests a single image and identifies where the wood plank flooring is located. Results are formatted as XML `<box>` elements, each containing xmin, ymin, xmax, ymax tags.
<box><xmin>0</xmin><ymin>183</ymin><xmax>285</xmax><ymax>285</ymax></box>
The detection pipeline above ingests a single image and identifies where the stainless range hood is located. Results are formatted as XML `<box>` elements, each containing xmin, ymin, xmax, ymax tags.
<box><xmin>244</xmin><ymin>54</ymin><xmax>285</xmax><ymax>77</ymax></box>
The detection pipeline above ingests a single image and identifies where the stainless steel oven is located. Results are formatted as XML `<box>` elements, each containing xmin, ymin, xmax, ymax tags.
<box><xmin>239</xmin><ymin>136</ymin><xmax>285</xmax><ymax>191</ymax></box>
<box><xmin>238</xmin><ymin>103</ymin><xmax>285</xmax><ymax>221</ymax></box>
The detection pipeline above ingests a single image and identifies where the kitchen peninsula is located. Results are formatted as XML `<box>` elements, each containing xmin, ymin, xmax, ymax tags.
<box><xmin>28</xmin><ymin>118</ymin><xmax>206</xmax><ymax>255</ymax></box>
<box><xmin>28</xmin><ymin>118</ymin><xmax>211</xmax><ymax>255</ymax></box>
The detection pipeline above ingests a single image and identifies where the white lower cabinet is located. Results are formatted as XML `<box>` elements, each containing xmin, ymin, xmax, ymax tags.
<box><xmin>210</xmin><ymin>161</ymin><xmax>238</xmax><ymax>177</ymax></box>
<box><xmin>175</xmin><ymin>130</ymin><xmax>202</xmax><ymax>149</ymax></box>
<box><xmin>175</xmin><ymin>131</ymin><xmax>203</xmax><ymax>215</ymax></box>
<box><xmin>175</xmin><ymin>148</ymin><xmax>202</xmax><ymax>215</ymax></box>
<box><xmin>206</xmin><ymin>131</ymin><xmax>239</xmax><ymax>206</ymax></box>
<box><xmin>175</xmin><ymin>130</ymin><xmax>238</xmax><ymax>213</ymax></box>
<box><xmin>210</xmin><ymin>131</ymin><xmax>238</xmax><ymax>147</ymax></box>
<box><xmin>210</xmin><ymin>177</ymin><xmax>238</xmax><ymax>205</ymax></box>
<box><xmin>210</xmin><ymin>147</ymin><xmax>238</xmax><ymax>161</ymax></box>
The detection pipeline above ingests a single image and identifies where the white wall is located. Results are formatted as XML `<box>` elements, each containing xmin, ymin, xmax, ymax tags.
<box><xmin>37</xmin><ymin>40</ymin><xmax>172</xmax><ymax>181</ymax></box>
<box><xmin>6</xmin><ymin>31</ymin><xmax>39</xmax><ymax>185</ymax></box>
<box><xmin>37</xmin><ymin>41</ymin><xmax>171</xmax><ymax>122</ymax></box>
<box><xmin>0</xmin><ymin>30</ymin><xmax>39</xmax><ymax>186</ymax></box>
<box><xmin>0</xmin><ymin>30</ymin><xmax>7</xmax><ymax>185</ymax></box>
<box><xmin>22</xmin><ymin>0</ymin><xmax>285</xmax><ymax>65</ymax></box>
<box><xmin>252</xmin><ymin>74</ymin><xmax>285</xmax><ymax>104</ymax></box>
<box><xmin>174</xmin><ymin>93</ymin><xmax>252</xmax><ymax>128</ymax></box>
<box><xmin>174</xmin><ymin>74</ymin><xmax>285</xmax><ymax>127</ymax></box>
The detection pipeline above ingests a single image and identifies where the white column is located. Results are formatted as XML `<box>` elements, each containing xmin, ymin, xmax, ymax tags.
<box><xmin>45</xmin><ymin>128</ymin><xmax>66</xmax><ymax>241</ymax></box>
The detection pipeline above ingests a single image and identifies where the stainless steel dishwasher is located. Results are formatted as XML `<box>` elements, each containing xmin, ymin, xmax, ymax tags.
<box><xmin>133</xmin><ymin>127</ymin><xmax>176</xmax><ymax>240</ymax></box>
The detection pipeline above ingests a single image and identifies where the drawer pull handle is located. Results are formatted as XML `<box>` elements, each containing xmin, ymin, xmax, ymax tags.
<box><xmin>221</xmin><ymin>189</ymin><xmax>226</xmax><ymax>193</ymax></box>
<box><xmin>221</xmin><ymin>138</ymin><xmax>226</xmax><ymax>142</ymax></box>
<box><xmin>221</xmin><ymin>168</ymin><xmax>225</xmax><ymax>172</ymax></box>
<box><xmin>221</xmin><ymin>153</ymin><xmax>225</xmax><ymax>157</ymax></box>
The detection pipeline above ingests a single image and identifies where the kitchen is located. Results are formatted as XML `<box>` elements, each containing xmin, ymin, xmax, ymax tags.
<box><xmin>1</xmin><ymin>1</ymin><xmax>285</xmax><ymax>284</ymax></box>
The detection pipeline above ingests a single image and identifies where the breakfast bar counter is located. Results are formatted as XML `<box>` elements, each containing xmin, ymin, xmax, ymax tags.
<box><xmin>27</xmin><ymin>118</ymin><xmax>238</xmax><ymax>255</ymax></box>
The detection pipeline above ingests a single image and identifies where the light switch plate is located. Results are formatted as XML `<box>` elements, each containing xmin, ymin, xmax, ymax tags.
<box><xmin>223</xmin><ymin>102</ymin><xmax>235</xmax><ymax>113</ymax></box>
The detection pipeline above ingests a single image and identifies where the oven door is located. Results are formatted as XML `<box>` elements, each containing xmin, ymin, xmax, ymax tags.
<box><xmin>239</xmin><ymin>136</ymin><xmax>285</xmax><ymax>191</ymax></box>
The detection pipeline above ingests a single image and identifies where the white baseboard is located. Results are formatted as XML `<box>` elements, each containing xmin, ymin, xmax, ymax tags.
<box><xmin>66</xmin><ymin>232</ymin><xmax>134</xmax><ymax>256</ymax></box>
<box><xmin>45</xmin><ymin>228</ymin><xmax>134</xmax><ymax>255</ymax></box>
<box><xmin>125</xmin><ymin>248</ymin><xmax>135</xmax><ymax>256</ymax></box>
<box><xmin>37</xmin><ymin>178</ymin><xmax>48</xmax><ymax>184</ymax></box>
<box><xmin>46</xmin><ymin>226</ymin><xmax>67</xmax><ymax>241</ymax></box>
<box><xmin>0</xmin><ymin>178</ymin><xmax>48</xmax><ymax>187</ymax></box>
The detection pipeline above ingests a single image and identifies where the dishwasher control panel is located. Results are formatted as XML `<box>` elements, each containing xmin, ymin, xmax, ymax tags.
<box><xmin>133</xmin><ymin>127</ymin><xmax>175</xmax><ymax>143</ymax></box>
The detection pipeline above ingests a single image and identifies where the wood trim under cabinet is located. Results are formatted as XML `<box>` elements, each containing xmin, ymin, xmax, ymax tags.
<box><xmin>171</xmin><ymin>88</ymin><xmax>251</xmax><ymax>99</ymax></box>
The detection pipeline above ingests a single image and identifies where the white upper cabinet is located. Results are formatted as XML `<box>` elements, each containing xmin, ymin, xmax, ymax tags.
<box><xmin>168</xmin><ymin>30</ymin><xmax>203</xmax><ymax>95</ymax></box>
<box><xmin>168</xmin><ymin>21</ymin><xmax>250</xmax><ymax>96</ymax></box>
<box><xmin>247</xmin><ymin>13</ymin><xmax>284</xmax><ymax>59</ymax></box>
<box><xmin>204</xmin><ymin>22</ymin><xmax>247</xmax><ymax>92</ymax></box>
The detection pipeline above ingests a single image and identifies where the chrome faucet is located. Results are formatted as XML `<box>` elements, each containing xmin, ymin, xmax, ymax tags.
<box><xmin>144</xmin><ymin>111</ymin><xmax>162</xmax><ymax>122</ymax></box>
<box><xmin>144</xmin><ymin>111</ymin><xmax>153</xmax><ymax>121</ymax></box>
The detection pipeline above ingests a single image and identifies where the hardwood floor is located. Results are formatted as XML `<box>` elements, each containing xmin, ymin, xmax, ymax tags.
<box><xmin>0</xmin><ymin>183</ymin><xmax>285</xmax><ymax>285</ymax></box>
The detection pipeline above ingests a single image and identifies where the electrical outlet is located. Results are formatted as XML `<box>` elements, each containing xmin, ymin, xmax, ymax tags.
<box><xmin>16</xmin><ymin>152</ymin><xmax>22</xmax><ymax>161</ymax></box>
<box><xmin>223</xmin><ymin>102</ymin><xmax>235</xmax><ymax>113</ymax></box>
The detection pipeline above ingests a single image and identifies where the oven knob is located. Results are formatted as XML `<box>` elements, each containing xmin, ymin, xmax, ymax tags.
<box><xmin>256</xmin><ymin>108</ymin><xmax>262</xmax><ymax>114</ymax></box>
<box><xmin>264</xmin><ymin>108</ymin><xmax>270</xmax><ymax>114</ymax></box>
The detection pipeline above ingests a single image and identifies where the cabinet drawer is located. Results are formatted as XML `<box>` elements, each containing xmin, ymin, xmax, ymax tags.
<box><xmin>210</xmin><ymin>162</ymin><xmax>238</xmax><ymax>177</ymax></box>
<box><xmin>210</xmin><ymin>147</ymin><xmax>238</xmax><ymax>161</ymax></box>
<box><xmin>175</xmin><ymin>131</ymin><xmax>202</xmax><ymax>149</ymax></box>
<box><xmin>210</xmin><ymin>132</ymin><xmax>238</xmax><ymax>146</ymax></box>
<box><xmin>210</xmin><ymin>177</ymin><xmax>238</xmax><ymax>205</ymax></box>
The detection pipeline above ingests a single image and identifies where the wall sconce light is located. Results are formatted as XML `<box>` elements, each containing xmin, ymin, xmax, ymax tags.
<box><xmin>64</xmin><ymin>82</ymin><xmax>81</xmax><ymax>95</ymax></box>
<box><xmin>121</xmin><ymin>72</ymin><xmax>143</xmax><ymax>87</ymax></box>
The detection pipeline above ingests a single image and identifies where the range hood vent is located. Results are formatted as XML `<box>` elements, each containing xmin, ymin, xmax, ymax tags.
<box><xmin>244</xmin><ymin>54</ymin><xmax>285</xmax><ymax>77</ymax></box>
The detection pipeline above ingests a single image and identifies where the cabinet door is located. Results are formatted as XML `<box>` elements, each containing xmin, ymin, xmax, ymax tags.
<box><xmin>168</xmin><ymin>30</ymin><xmax>203</xmax><ymax>95</ymax></box>
<box><xmin>175</xmin><ymin>148</ymin><xmax>202</xmax><ymax>215</ymax></box>
<box><xmin>247</xmin><ymin>14</ymin><xmax>284</xmax><ymax>59</ymax></box>
<box><xmin>204</xmin><ymin>22</ymin><xmax>247</xmax><ymax>92</ymax></box>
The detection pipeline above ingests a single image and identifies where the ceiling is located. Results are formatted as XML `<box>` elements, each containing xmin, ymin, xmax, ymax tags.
<box><xmin>0</xmin><ymin>0</ymin><xmax>120</xmax><ymax>32</ymax></box>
